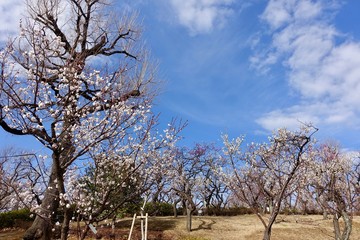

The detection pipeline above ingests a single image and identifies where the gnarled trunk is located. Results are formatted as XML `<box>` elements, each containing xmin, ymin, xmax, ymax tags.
<box><xmin>23</xmin><ymin>163</ymin><xmax>61</xmax><ymax>240</ymax></box>
<box><xmin>185</xmin><ymin>199</ymin><xmax>196</xmax><ymax>232</ymax></box>
<box><xmin>333</xmin><ymin>211</ymin><xmax>352</xmax><ymax>240</ymax></box>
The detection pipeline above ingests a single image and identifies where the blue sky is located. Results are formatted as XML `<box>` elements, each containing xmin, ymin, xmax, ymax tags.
<box><xmin>1</xmin><ymin>0</ymin><xmax>360</xmax><ymax>151</ymax></box>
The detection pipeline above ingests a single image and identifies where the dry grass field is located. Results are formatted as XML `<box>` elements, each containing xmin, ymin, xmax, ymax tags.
<box><xmin>162</xmin><ymin>215</ymin><xmax>360</xmax><ymax>240</ymax></box>
<box><xmin>1</xmin><ymin>214</ymin><xmax>359</xmax><ymax>240</ymax></box>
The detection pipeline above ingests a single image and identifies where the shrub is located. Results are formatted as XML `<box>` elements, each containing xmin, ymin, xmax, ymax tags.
<box><xmin>144</xmin><ymin>202</ymin><xmax>174</xmax><ymax>216</ymax></box>
<box><xmin>205</xmin><ymin>206</ymin><xmax>252</xmax><ymax>216</ymax></box>
<box><xmin>282</xmin><ymin>207</ymin><xmax>300</xmax><ymax>215</ymax></box>
<box><xmin>0</xmin><ymin>209</ymin><xmax>33</xmax><ymax>229</ymax></box>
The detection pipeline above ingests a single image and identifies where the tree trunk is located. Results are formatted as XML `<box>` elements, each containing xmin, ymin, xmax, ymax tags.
<box><xmin>341</xmin><ymin>211</ymin><xmax>352</xmax><ymax>240</ymax></box>
<box><xmin>23</xmin><ymin>163</ymin><xmax>61</xmax><ymax>240</ymax></box>
<box><xmin>173</xmin><ymin>199</ymin><xmax>181</xmax><ymax>218</ymax></box>
<box><xmin>80</xmin><ymin>225</ymin><xmax>90</xmax><ymax>240</ymax></box>
<box><xmin>268</xmin><ymin>200</ymin><xmax>273</xmax><ymax>215</ymax></box>
<box><xmin>323</xmin><ymin>210</ymin><xmax>328</xmax><ymax>220</ymax></box>
<box><xmin>186</xmin><ymin>208</ymin><xmax>192</xmax><ymax>232</ymax></box>
<box><xmin>61</xmin><ymin>208</ymin><xmax>71</xmax><ymax>240</ymax></box>
<box><xmin>263</xmin><ymin>227</ymin><xmax>272</xmax><ymax>240</ymax></box>
<box><xmin>262</xmin><ymin>200</ymin><xmax>281</xmax><ymax>240</ymax></box>
<box><xmin>262</xmin><ymin>218</ymin><xmax>275</xmax><ymax>240</ymax></box>
<box><xmin>182</xmin><ymin>200</ymin><xmax>187</xmax><ymax>216</ymax></box>
<box><xmin>23</xmin><ymin>216</ymin><xmax>53</xmax><ymax>240</ymax></box>
<box><xmin>25</xmin><ymin>115</ymin><xmax>74</xmax><ymax>240</ymax></box>
<box><xmin>173</xmin><ymin>202</ymin><xmax>178</xmax><ymax>218</ymax></box>
<box><xmin>333</xmin><ymin>213</ymin><xmax>341</xmax><ymax>240</ymax></box>
<box><xmin>333</xmin><ymin>211</ymin><xmax>352</xmax><ymax>240</ymax></box>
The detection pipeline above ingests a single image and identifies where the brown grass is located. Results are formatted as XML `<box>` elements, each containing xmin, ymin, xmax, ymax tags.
<box><xmin>0</xmin><ymin>228</ymin><xmax>26</xmax><ymax>240</ymax></box>
<box><xmin>164</xmin><ymin>215</ymin><xmax>360</xmax><ymax>240</ymax></box>
<box><xmin>1</xmin><ymin>215</ymin><xmax>359</xmax><ymax>240</ymax></box>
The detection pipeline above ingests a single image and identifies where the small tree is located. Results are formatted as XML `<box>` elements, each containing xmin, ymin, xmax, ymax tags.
<box><xmin>0</xmin><ymin>148</ymin><xmax>47</xmax><ymax>212</ymax></box>
<box><xmin>309</xmin><ymin>142</ymin><xmax>358</xmax><ymax>240</ymax></box>
<box><xmin>201</xmin><ymin>160</ymin><xmax>229</xmax><ymax>215</ymax></box>
<box><xmin>167</xmin><ymin>144</ymin><xmax>218</xmax><ymax>231</ymax></box>
<box><xmin>350</xmin><ymin>157</ymin><xmax>360</xmax><ymax>213</ymax></box>
<box><xmin>222</xmin><ymin>126</ymin><xmax>317</xmax><ymax>240</ymax></box>
<box><xmin>71</xmin><ymin>118</ymin><xmax>184</xmax><ymax>239</ymax></box>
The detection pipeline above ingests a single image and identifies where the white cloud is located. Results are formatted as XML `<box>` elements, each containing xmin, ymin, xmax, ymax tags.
<box><xmin>254</xmin><ymin>0</ymin><xmax>360</xmax><ymax>132</ymax></box>
<box><xmin>169</xmin><ymin>0</ymin><xmax>234</xmax><ymax>35</ymax></box>
<box><xmin>256</xmin><ymin>102</ymin><xmax>357</xmax><ymax>131</ymax></box>
<box><xmin>0</xmin><ymin>0</ymin><xmax>24</xmax><ymax>42</ymax></box>
<box><xmin>261</xmin><ymin>0</ymin><xmax>323</xmax><ymax>30</ymax></box>
<box><xmin>256</xmin><ymin>104</ymin><xmax>322</xmax><ymax>131</ymax></box>
<box><xmin>261</xmin><ymin>0</ymin><xmax>294</xmax><ymax>30</ymax></box>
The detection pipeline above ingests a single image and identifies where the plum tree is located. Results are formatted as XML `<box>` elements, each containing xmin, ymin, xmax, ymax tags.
<box><xmin>0</xmin><ymin>0</ymin><xmax>184</xmax><ymax>239</ymax></box>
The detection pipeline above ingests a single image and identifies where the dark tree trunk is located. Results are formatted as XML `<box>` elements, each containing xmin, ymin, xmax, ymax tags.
<box><xmin>173</xmin><ymin>199</ymin><xmax>181</xmax><ymax>218</ymax></box>
<box><xmin>61</xmin><ymin>208</ymin><xmax>71</xmax><ymax>240</ymax></box>
<box><xmin>173</xmin><ymin>202</ymin><xmax>178</xmax><ymax>218</ymax></box>
<box><xmin>186</xmin><ymin>208</ymin><xmax>192</xmax><ymax>232</ymax></box>
<box><xmin>262</xmin><ymin>216</ymin><xmax>275</xmax><ymax>240</ymax></box>
<box><xmin>262</xmin><ymin>197</ymin><xmax>281</xmax><ymax>240</ymax></box>
<box><xmin>80</xmin><ymin>225</ymin><xmax>90</xmax><ymax>240</ymax></box>
<box><xmin>182</xmin><ymin>200</ymin><xmax>187</xmax><ymax>216</ymax></box>
<box><xmin>23</xmin><ymin>163</ymin><xmax>61</xmax><ymax>240</ymax></box>
<box><xmin>263</xmin><ymin>228</ymin><xmax>272</xmax><ymax>240</ymax></box>
<box><xmin>24</xmin><ymin>116</ymin><xmax>75</xmax><ymax>240</ymax></box>
<box><xmin>23</xmin><ymin>216</ymin><xmax>53</xmax><ymax>240</ymax></box>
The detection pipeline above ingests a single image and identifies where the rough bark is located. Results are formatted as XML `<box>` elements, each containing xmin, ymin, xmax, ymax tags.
<box><xmin>61</xmin><ymin>208</ymin><xmax>72</xmax><ymax>240</ymax></box>
<box><xmin>341</xmin><ymin>211</ymin><xmax>352</xmax><ymax>240</ymax></box>
<box><xmin>333</xmin><ymin>211</ymin><xmax>352</xmax><ymax>240</ymax></box>
<box><xmin>186</xmin><ymin>208</ymin><xmax>192</xmax><ymax>232</ymax></box>
<box><xmin>333</xmin><ymin>214</ymin><xmax>341</xmax><ymax>240</ymax></box>
<box><xmin>23</xmin><ymin>163</ymin><xmax>61</xmax><ymax>240</ymax></box>
<box><xmin>263</xmin><ymin>227</ymin><xmax>272</xmax><ymax>240</ymax></box>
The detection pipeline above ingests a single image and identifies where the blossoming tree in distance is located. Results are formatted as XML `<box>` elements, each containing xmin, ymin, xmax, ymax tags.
<box><xmin>222</xmin><ymin>126</ymin><xmax>317</xmax><ymax>240</ymax></box>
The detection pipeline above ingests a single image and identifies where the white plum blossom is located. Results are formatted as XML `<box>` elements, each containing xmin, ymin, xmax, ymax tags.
<box><xmin>0</xmin><ymin>0</ymin><xmax>184</xmax><ymax>239</ymax></box>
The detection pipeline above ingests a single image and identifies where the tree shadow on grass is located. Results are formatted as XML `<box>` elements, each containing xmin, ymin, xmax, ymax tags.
<box><xmin>115</xmin><ymin>217</ymin><xmax>177</xmax><ymax>231</ymax></box>
<box><xmin>192</xmin><ymin>219</ymin><xmax>216</xmax><ymax>231</ymax></box>
<box><xmin>79</xmin><ymin>217</ymin><xmax>178</xmax><ymax>240</ymax></box>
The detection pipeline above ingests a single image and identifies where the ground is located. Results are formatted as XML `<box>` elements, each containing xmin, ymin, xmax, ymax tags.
<box><xmin>1</xmin><ymin>214</ymin><xmax>360</xmax><ymax>239</ymax></box>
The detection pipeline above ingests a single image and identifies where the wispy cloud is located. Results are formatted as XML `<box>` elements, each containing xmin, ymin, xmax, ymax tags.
<box><xmin>253</xmin><ymin>0</ymin><xmax>360</xmax><ymax>131</ymax></box>
<box><xmin>169</xmin><ymin>0</ymin><xmax>235</xmax><ymax>35</ymax></box>
<box><xmin>0</xmin><ymin>0</ymin><xmax>24</xmax><ymax>42</ymax></box>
